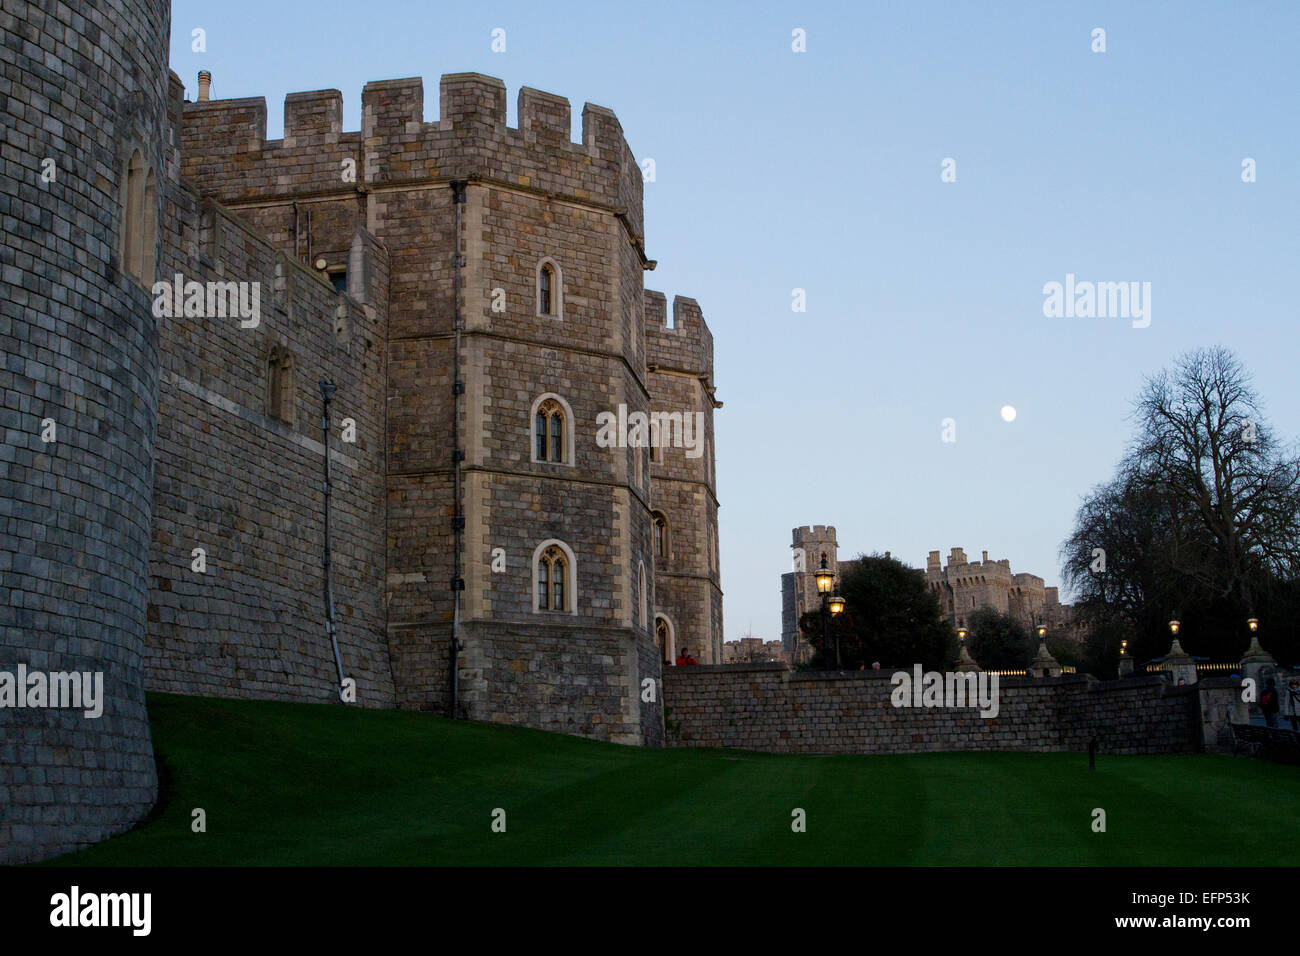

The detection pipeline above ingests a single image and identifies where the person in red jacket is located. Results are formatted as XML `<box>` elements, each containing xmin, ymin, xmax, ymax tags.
<box><xmin>675</xmin><ymin>648</ymin><xmax>688</xmax><ymax>667</ymax></box>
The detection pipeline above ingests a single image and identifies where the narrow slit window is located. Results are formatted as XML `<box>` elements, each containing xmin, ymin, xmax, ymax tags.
<box><xmin>539</xmin><ymin>264</ymin><xmax>554</xmax><ymax>315</ymax></box>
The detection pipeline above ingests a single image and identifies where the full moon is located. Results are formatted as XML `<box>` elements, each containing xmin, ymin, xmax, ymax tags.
<box><xmin>1000</xmin><ymin>405</ymin><xmax>1017</xmax><ymax>422</ymax></box>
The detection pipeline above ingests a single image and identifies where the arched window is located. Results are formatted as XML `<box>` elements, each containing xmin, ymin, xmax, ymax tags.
<box><xmin>535</xmin><ymin>398</ymin><xmax>564</xmax><ymax>462</ymax></box>
<box><xmin>655</xmin><ymin>614</ymin><xmax>675</xmax><ymax>666</ymax></box>
<box><xmin>652</xmin><ymin>511</ymin><xmax>669</xmax><ymax>561</ymax></box>
<box><xmin>122</xmin><ymin>149</ymin><xmax>146</xmax><ymax>281</ymax></box>
<box><xmin>530</xmin><ymin>393</ymin><xmax>573</xmax><ymax>465</ymax></box>
<box><xmin>537</xmin><ymin>545</ymin><xmax>568</xmax><ymax>611</ymax></box>
<box><xmin>267</xmin><ymin>346</ymin><xmax>296</xmax><ymax>424</ymax></box>
<box><xmin>638</xmin><ymin>561</ymin><xmax>648</xmax><ymax>630</ymax></box>
<box><xmin>532</xmin><ymin>539</ymin><xmax>577</xmax><ymax>614</ymax></box>
<box><xmin>141</xmin><ymin>167</ymin><xmax>157</xmax><ymax>285</ymax></box>
<box><xmin>537</xmin><ymin>258</ymin><xmax>562</xmax><ymax>318</ymax></box>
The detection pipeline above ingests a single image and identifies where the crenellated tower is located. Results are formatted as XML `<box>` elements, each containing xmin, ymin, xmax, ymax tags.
<box><xmin>645</xmin><ymin>293</ymin><xmax>724</xmax><ymax>664</ymax></box>
<box><xmin>780</xmin><ymin>525</ymin><xmax>841</xmax><ymax>662</ymax></box>
<box><xmin>176</xmin><ymin>71</ymin><xmax>719</xmax><ymax>745</ymax></box>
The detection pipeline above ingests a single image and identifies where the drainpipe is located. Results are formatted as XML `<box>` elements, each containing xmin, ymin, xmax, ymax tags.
<box><xmin>320</xmin><ymin>379</ymin><xmax>345</xmax><ymax>696</ymax></box>
<box><xmin>449</xmin><ymin>180</ymin><xmax>468</xmax><ymax>718</ymax></box>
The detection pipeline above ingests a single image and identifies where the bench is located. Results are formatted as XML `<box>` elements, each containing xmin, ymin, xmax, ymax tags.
<box><xmin>1231</xmin><ymin>723</ymin><xmax>1300</xmax><ymax>763</ymax></box>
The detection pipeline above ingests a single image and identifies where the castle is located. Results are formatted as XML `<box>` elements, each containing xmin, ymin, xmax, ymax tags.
<box><xmin>0</xmin><ymin>0</ymin><xmax>721</xmax><ymax>863</ymax></box>
<box><xmin>923</xmin><ymin>547</ymin><xmax>1073</xmax><ymax>635</ymax></box>
<box><xmin>780</xmin><ymin>527</ymin><xmax>1072</xmax><ymax>662</ymax></box>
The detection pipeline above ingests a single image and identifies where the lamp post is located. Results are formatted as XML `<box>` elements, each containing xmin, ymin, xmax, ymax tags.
<box><xmin>1118</xmin><ymin>637</ymin><xmax>1133</xmax><ymax>677</ymax></box>
<box><xmin>829</xmin><ymin>593</ymin><xmax>845</xmax><ymax>669</ymax></box>
<box><xmin>1168</xmin><ymin>615</ymin><xmax>1180</xmax><ymax>638</ymax></box>
<box><xmin>1030</xmin><ymin>620</ymin><xmax>1060</xmax><ymax>677</ymax></box>
<box><xmin>814</xmin><ymin>555</ymin><xmax>836</xmax><ymax>670</ymax></box>
<box><xmin>955</xmin><ymin>623</ymin><xmax>979</xmax><ymax>672</ymax></box>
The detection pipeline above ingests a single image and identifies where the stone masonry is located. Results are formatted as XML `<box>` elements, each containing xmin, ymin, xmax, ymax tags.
<box><xmin>0</xmin><ymin>0</ymin><xmax>170</xmax><ymax>864</ymax></box>
<box><xmin>663</xmin><ymin>664</ymin><xmax>1203</xmax><ymax>755</ymax></box>
<box><xmin>646</xmin><ymin>292</ymin><xmax>722</xmax><ymax>667</ymax></box>
<box><xmin>146</xmin><ymin>78</ymin><xmax>396</xmax><ymax>707</ymax></box>
<box><xmin>2</xmin><ymin>1</ymin><xmax>724</xmax><ymax>861</ymax></box>
<box><xmin>173</xmin><ymin>71</ymin><xmax>723</xmax><ymax>748</ymax></box>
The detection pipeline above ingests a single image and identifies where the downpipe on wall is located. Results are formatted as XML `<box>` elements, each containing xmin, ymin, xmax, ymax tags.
<box><xmin>320</xmin><ymin>379</ymin><xmax>345</xmax><ymax>697</ymax></box>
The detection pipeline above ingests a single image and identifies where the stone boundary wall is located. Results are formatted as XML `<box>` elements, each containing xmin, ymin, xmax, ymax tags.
<box><xmin>663</xmin><ymin>664</ymin><xmax>1203</xmax><ymax>755</ymax></box>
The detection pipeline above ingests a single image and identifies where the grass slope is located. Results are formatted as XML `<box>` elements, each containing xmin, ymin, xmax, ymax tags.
<box><xmin>45</xmin><ymin>692</ymin><xmax>1300</xmax><ymax>866</ymax></box>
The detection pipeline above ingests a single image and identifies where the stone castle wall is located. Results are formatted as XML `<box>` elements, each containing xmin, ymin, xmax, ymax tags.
<box><xmin>2</xmin><ymin>17</ymin><xmax>720</xmax><ymax>860</ymax></box>
<box><xmin>646</xmin><ymin>292</ymin><xmax>722</xmax><ymax>664</ymax></box>
<box><xmin>663</xmin><ymin>664</ymin><xmax>1202</xmax><ymax>755</ymax></box>
<box><xmin>171</xmin><ymin>72</ymin><xmax>720</xmax><ymax>737</ymax></box>
<box><xmin>144</xmin><ymin>81</ymin><xmax>396</xmax><ymax>707</ymax></box>
<box><xmin>0</xmin><ymin>0</ymin><xmax>170</xmax><ymax>864</ymax></box>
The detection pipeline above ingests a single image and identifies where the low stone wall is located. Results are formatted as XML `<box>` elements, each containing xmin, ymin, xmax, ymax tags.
<box><xmin>662</xmin><ymin>664</ymin><xmax>1204</xmax><ymax>755</ymax></box>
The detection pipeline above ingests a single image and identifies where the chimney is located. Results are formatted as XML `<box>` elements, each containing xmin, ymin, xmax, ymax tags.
<box><xmin>982</xmin><ymin>550</ymin><xmax>988</xmax><ymax>563</ymax></box>
<box><xmin>197</xmin><ymin>70</ymin><xmax>212</xmax><ymax>102</ymax></box>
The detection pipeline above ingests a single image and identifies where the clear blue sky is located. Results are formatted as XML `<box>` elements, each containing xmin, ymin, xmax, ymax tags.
<box><xmin>171</xmin><ymin>0</ymin><xmax>1300</xmax><ymax>644</ymax></box>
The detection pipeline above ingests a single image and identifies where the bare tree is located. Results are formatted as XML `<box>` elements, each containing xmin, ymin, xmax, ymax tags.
<box><xmin>1126</xmin><ymin>346</ymin><xmax>1300</xmax><ymax>608</ymax></box>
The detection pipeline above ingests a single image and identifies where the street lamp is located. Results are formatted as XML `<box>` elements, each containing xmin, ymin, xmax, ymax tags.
<box><xmin>1168</xmin><ymin>615</ymin><xmax>1180</xmax><ymax>637</ymax></box>
<box><xmin>1247</xmin><ymin>617</ymin><xmax>1259</xmax><ymax>634</ymax></box>
<box><xmin>957</xmin><ymin>625</ymin><xmax>968</xmax><ymax>644</ymax></box>
<box><xmin>814</xmin><ymin>555</ymin><xmax>840</xmax><ymax>670</ymax></box>
<box><xmin>829</xmin><ymin>594</ymin><xmax>845</xmax><ymax>669</ymax></box>
<box><xmin>814</xmin><ymin>556</ymin><xmax>834</xmax><ymax>596</ymax></box>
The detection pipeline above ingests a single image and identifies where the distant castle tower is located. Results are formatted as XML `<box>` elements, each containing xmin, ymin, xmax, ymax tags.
<box><xmin>780</xmin><ymin>525</ymin><xmax>840</xmax><ymax>662</ymax></box>
<box><xmin>0</xmin><ymin>0</ymin><xmax>170</xmax><ymax>863</ymax></box>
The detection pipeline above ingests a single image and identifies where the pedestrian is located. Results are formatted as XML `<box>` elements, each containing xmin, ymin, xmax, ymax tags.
<box><xmin>675</xmin><ymin>647</ymin><xmax>688</xmax><ymax>667</ymax></box>
<box><xmin>1261</xmin><ymin>677</ymin><xmax>1280</xmax><ymax>728</ymax></box>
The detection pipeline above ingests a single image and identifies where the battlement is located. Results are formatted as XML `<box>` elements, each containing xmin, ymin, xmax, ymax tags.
<box><xmin>645</xmin><ymin>291</ymin><xmax>715</xmax><ymax>378</ymax></box>
<box><xmin>181</xmin><ymin>72</ymin><xmax>643</xmax><ymax>237</ymax></box>
<box><xmin>285</xmin><ymin>89</ymin><xmax>343</xmax><ymax>143</ymax></box>
<box><xmin>792</xmin><ymin>525</ymin><xmax>837</xmax><ymax>545</ymax></box>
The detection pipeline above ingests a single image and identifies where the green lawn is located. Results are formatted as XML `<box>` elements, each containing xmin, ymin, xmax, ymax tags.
<box><xmin>45</xmin><ymin>692</ymin><xmax>1300</xmax><ymax>866</ymax></box>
